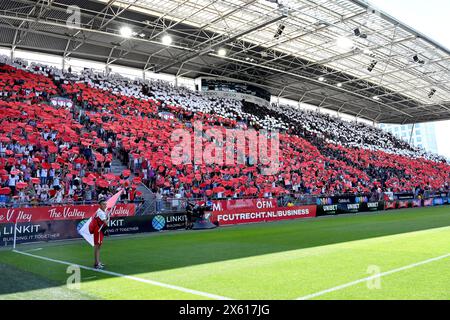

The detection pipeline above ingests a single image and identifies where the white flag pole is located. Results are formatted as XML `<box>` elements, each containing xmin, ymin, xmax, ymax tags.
<box><xmin>13</xmin><ymin>220</ymin><xmax>17</xmax><ymax>250</ymax></box>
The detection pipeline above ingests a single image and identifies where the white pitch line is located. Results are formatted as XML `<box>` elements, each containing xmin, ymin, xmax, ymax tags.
<box><xmin>13</xmin><ymin>250</ymin><xmax>232</xmax><ymax>300</ymax></box>
<box><xmin>23</xmin><ymin>248</ymin><xmax>43</xmax><ymax>252</ymax></box>
<box><xmin>296</xmin><ymin>253</ymin><xmax>450</xmax><ymax>300</ymax></box>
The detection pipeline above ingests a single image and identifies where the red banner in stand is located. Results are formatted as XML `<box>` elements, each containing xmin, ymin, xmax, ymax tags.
<box><xmin>0</xmin><ymin>204</ymin><xmax>135</xmax><ymax>224</ymax></box>
<box><xmin>384</xmin><ymin>201</ymin><xmax>397</xmax><ymax>210</ymax></box>
<box><xmin>210</xmin><ymin>205</ymin><xmax>316</xmax><ymax>226</ymax></box>
<box><xmin>398</xmin><ymin>200</ymin><xmax>409</xmax><ymax>208</ymax></box>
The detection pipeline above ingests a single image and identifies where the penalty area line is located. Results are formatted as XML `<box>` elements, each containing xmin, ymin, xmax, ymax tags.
<box><xmin>296</xmin><ymin>252</ymin><xmax>450</xmax><ymax>300</ymax></box>
<box><xmin>13</xmin><ymin>250</ymin><xmax>233</xmax><ymax>300</ymax></box>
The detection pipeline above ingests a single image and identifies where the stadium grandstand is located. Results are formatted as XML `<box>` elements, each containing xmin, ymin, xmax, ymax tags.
<box><xmin>0</xmin><ymin>0</ymin><xmax>449</xmax><ymax>302</ymax></box>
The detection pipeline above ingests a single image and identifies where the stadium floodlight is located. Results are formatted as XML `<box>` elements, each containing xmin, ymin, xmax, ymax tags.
<box><xmin>337</xmin><ymin>83</ymin><xmax>342</xmax><ymax>87</ymax></box>
<box><xmin>274</xmin><ymin>24</ymin><xmax>286</xmax><ymax>39</ymax></box>
<box><xmin>318</xmin><ymin>76</ymin><xmax>325</xmax><ymax>82</ymax></box>
<box><xmin>428</xmin><ymin>89</ymin><xmax>436</xmax><ymax>98</ymax></box>
<box><xmin>354</xmin><ymin>28</ymin><xmax>367</xmax><ymax>39</ymax></box>
<box><xmin>162</xmin><ymin>34</ymin><xmax>172</xmax><ymax>45</ymax></box>
<box><xmin>373</xmin><ymin>96</ymin><xmax>380</xmax><ymax>101</ymax></box>
<box><xmin>217</xmin><ymin>48</ymin><xmax>227</xmax><ymax>57</ymax></box>
<box><xmin>336</xmin><ymin>36</ymin><xmax>354</xmax><ymax>50</ymax></box>
<box><xmin>120</xmin><ymin>26</ymin><xmax>133</xmax><ymax>38</ymax></box>
<box><xmin>367</xmin><ymin>60</ymin><xmax>378</xmax><ymax>72</ymax></box>
<box><xmin>413</xmin><ymin>54</ymin><xmax>425</xmax><ymax>64</ymax></box>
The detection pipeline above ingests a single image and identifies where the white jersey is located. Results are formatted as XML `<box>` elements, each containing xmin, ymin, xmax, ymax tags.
<box><xmin>95</xmin><ymin>208</ymin><xmax>107</xmax><ymax>221</ymax></box>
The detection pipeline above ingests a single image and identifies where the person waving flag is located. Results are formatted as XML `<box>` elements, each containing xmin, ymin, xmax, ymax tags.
<box><xmin>78</xmin><ymin>189</ymin><xmax>123</xmax><ymax>269</ymax></box>
<box><xmin>91</xmin><ymin>198</ymin><xmax>108</xmax><ymax>269</ymax></box>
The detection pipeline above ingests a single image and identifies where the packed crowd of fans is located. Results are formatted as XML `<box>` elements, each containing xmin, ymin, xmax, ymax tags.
<box><xmin>0</xmin><ymin>57</ymin><xmax>142</xmax><ymax>207</ymax></box>
<box><xmin>0</xmin><ymin>54</ymin><xmax>448</xmax><ymax>207</ymax></box>
<box><xmin>264</xmin><ymin>103</ymin><xmax>445</xmax><ymax>162</ymax></box>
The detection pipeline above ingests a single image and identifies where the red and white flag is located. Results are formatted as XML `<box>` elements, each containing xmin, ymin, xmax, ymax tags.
<box><xmin>106</xmin><ymin>189</ymin><xmax>123</xmax><ymax>212</ymax></box>
<box><xmin>78</xmin><ymin>189</ymin><xmax>123</xmax><ymax>246</ymax></box>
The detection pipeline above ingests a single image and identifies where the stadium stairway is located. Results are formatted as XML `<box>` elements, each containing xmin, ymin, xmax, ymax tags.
<box><xmin>110</xmin><ymin>158</ymin><xmax>156</xmax><ymax>215</ymax></box>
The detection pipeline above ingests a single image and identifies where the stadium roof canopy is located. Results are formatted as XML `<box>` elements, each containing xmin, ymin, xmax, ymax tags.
<box><xmin>0</xmin><ymin>0</ymin><xmax>449</xmax><ymax>124</ymax></box>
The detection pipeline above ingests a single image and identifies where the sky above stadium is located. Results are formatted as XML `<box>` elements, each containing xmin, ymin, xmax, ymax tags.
<box><xmin>368</xmin><ymin>0</ymin><xmax>450</xmax><ymax>159</ymax></box>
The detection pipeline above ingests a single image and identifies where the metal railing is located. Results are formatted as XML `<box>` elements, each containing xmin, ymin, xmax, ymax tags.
<box><xmin>2</xmin><ymin>191</ymin><xmax>447</xmax><ymax>215</ymax></box>
<box><xmin>151</xmin><ymin>195</ymin><xmax>319</xmax><ymax>214</ymax></box>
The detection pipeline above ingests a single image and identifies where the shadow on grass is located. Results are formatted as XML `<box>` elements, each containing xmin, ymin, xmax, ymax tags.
<box><xmin>0</xmin><ymin>263</ymin><xmax>92</xmax><ymax>299</ymax></box>
<box><xmin>0</xmin><ymin>207</ymin><xmax>449</xmax><ymax>298</ymax></box>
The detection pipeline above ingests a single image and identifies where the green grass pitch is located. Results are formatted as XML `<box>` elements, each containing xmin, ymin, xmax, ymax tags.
<box><xmin>0</xmin><ymin>206</ymin><xmax>449</xmax><ymax>300</ymax></box>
